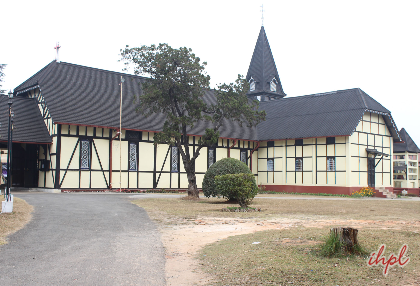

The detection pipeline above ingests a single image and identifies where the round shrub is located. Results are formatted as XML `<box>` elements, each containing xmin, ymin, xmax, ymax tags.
<box><xmin>215</xmin><ymin>173</ymin><xmax>258</xmax><ymax>207</ymax></box>
<box><xmin>202</xmin><ymin>157</ymin><xmax>252</xmax><ymax>198</ymax></box>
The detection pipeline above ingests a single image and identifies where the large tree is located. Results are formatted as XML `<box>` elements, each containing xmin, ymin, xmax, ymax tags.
<box><xmin>121</xmin><ymin>44</ymin><xmax>265</xmax><ymax>198</ymax></box>
<box><xmin>0</xmin><ymin>64</ymin><xmax>6</xmax><ymax>95</ymax></box>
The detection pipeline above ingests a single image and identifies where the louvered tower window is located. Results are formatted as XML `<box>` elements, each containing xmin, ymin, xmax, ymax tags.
<box><xmin>249</xmin><ymin>77</ymin><xmax>255</xmax><ymax>92</ymax></box>
<box><xmin>270</xmin><ymin>78</ymin><xmax>277</xmax><ymax>92</ymax></box>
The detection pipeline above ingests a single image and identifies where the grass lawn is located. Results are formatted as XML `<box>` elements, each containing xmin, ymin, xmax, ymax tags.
<box><xmin>133</xmin><ymin>194</ymin><xmax>419</xmax><ymax>222</ymax></box>
<box><xmin>200</xmin><ymin>227</ymin><xmax>419</xmax><ymax>285</ymax></box>
<box><xmin>0</xmin><ymin>197</ymin><xmax>33</xmax><ymax>245</ymax></box>
<box><xmin>133</xmin><ymin>194</ymin><xmax>420</xmax><ymax>285</ymax></box>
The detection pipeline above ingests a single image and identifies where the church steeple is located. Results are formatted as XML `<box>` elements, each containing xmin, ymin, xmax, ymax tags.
<box><xmin>246</xmin><ymin>26</ymin><xmax>286</xmax><ymax>101</ymax></box>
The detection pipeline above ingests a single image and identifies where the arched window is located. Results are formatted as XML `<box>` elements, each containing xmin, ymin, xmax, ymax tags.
<box><xmin>270</xmin><ymin>78</ymin><xmax>277</xmax><ymax>92</ymax></box>
<box><xmin>249</xmin><ymin>77</ymin><xmax>255</xmax><ymax>92</ymax></box>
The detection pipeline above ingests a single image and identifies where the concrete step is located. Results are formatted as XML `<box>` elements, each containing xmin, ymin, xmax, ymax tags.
<box><xmin>376</xmin><ymin>187</ymin><xmax>396</xmax><ymax>199</ymax></box>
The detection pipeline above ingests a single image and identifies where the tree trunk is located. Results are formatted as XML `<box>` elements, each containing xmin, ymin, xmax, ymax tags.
<box><xmin>185</xmin><ymin>162</ymin><xmax>199</xmax><ymax>199</ymax></box>
<box><xmin>331</xmin><ymin>227</ymin><xmax>359</xmax><ymax>253</ymax></box>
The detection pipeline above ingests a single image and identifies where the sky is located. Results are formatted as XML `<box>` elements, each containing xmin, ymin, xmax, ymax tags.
<box><xmin>1</xmin><ymin>0</ymin><xmax>419</xmax><ymax>146</ymax></box>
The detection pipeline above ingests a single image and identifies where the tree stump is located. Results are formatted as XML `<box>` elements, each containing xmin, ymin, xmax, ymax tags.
<box><xmin>331</xmin><ymin>227</ymin><xmax>359</xmax><ymax>253</ymax></box>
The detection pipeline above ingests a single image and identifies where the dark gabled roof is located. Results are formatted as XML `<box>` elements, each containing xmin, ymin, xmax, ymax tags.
<box><xmin>14</xmin><ymin>61</ymin><xmax>258</xmax><ymax>141</ymax></box>
<box><xmin>394</xmin><ymin>128</ymin><xmax>420</xmax><ymax>153</ymax></box>
<box><xmin>257</xmin><ymin>88</ymin><xmax>400</xmax><ymax>142</ymax></box>
<box><xmin>246</xmin><ymin>26</ymin><xmax>286</xmax><ymax>99</ymax></box>
<box><xmin>13</xmin><ymin>62</ymin><xmax>400</xmax><ymax>143</ymax></box>
<box><xmin>0</xmin><ymin>96</ymin><xmax>52</xmax><ymax>144</ymax></box>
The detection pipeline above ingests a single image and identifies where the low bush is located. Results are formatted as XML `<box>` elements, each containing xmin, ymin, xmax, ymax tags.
<box><xmin>202</xmin><ymin>158</ymin><xmax>252</xmax><ymax>198</ymax></box>
<box><xmin>214</xmin><ymin>173</ymin><xmax>258</xmax><ymax>207</ymax></box>
<box><xmin>320</xmin><ymin>231</ymin><xmax>368</xmax><ymax>257</ymax></box>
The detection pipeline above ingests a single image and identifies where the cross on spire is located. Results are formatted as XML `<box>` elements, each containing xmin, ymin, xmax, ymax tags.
<box><xmin>260</xmin><ymin>4</ymin><xmax>264</xmax><ymax>26</ymax></box>
<box><xmin>54</xmin><ymin>42</ymin><xmax>61</xmax><ymax>62</ymax></box>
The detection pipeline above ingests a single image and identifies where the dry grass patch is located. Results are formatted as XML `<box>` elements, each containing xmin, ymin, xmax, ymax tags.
<box><xmin>200</xmin><ymin>227</ymin><xmax>420</xmax><ymax>285</ymax></box>
<box><xmin>132</xmin><ymin>194</ymin><xmax>420</xmax><ymax>285</ymax></box>
<box><xmin>0</xmin><ymin>198</ymin><xmax>33</xmax><ymax>245</ymax></box>
<box><xmin>133</xmin><ymin>194</ymin><xmax>420</xmax><ymax>223</ymax></box>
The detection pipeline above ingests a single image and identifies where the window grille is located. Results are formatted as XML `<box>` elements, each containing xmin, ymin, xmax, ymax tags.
<box><xmin>295</xmin><ymin>158</ymin><xmax>303</xmax><ymax>171</ymax></box>
<box><xmin>327</xmin><ymin>157</ymin><xmax>335</xmax><ymax>171</ymax></box>
<box><xmin>240</xmin><ymin>150</ymin><xmax>247</xmax><ymax>164</ymax></box>
<box><xmin>171</xmin><ymin>146</ymin><xmax>178</xmax><ymax>172</ymax></box>
<box><xmin>129</xmin><ymin>143</ymin><xmax>137</xmax><ymax>171</ymax></box>
<box><xmin>208</xmin><ymin>148</ymin><xmax>215</xmax><ymax>168</ymax></box>
<box><xmin>267</xmin><ymin>158</ymin><xmax>274</xmax><ymax>171</ymax></box>
<box><xmin>80</xmin><ymin>140</ymin><xmax>90</xmax><ymax>169</ymax></box>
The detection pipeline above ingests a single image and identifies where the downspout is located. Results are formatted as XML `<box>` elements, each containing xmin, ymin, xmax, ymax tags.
<box><xmin>227</xmin><ymin>139</ymin><xmax>237</xmax><ymax>158</ymax></box>
<box><xmin>109</xmin><ymin>129</ymin><xmax>120</xmax><ymax>189</ymax></box>
<box><xmin>249</xmin><ymin>142</ymin><xmax>260</xmax><ymax>171</ymax></box>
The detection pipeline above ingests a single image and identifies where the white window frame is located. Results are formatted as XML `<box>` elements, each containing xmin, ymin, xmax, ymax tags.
<box><xmin>267</xmin><ymin>158</ymin><xmax>274</xmax><ymax>171</ymax></box>
<box><xmin>327</xmin><ymin>156</ymin><xmax>336</xmax><ymax>171</ymax></box>
<box><xmin>295</xmin><ymin>158</ymin><xmax>303</xmax><ymax>172</ymax></box>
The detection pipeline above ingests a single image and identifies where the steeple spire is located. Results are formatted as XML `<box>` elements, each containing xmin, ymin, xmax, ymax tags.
<box><xmin>260</xmin><ymin>4</ymin><xmax>264</xmax><ymax>26</ymax></box>
<box><xmin>246</xmin><ymin>26</ymin><xmax>286</xmax><ymax>101</ymax></box>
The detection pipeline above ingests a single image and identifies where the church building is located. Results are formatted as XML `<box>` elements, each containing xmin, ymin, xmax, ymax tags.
<box><xmin>1</xmin><ymin>26</ymin><xmax>404</xmax><ymax>195</ymax></box>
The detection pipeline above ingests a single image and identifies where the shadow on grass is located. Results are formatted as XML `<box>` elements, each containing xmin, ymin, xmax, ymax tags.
<box><xmin>198</xmin><ymin>198</ymin><xmax>239</xmax><ymax>204</ymax></box>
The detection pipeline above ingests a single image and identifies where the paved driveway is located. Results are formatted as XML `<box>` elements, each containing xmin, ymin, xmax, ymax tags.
<box><xmin>0</xmin><ymin>193</ymin><xmax>165</xmax><ymax>285</ymax></box>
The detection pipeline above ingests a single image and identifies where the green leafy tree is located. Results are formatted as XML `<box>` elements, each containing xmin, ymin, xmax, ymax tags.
<box><xmin>0</xmin><ymin>64</ymin><xmax>6</xmax><ymax>95</ymax></box>
<box><xmin>120</xmin><ymin>44</ymin><xmax>265</xmax><ymax>198</ymax></box>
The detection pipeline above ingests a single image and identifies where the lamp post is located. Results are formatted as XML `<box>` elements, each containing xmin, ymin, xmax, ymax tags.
<box><xmin>5</xmin><ymin>91</ymin><xmax>13</xmax><ymax>201</ymax></box>
<box><xmin>119</xmin><ymin>76</ymin><xmax>124</xmax><ymax>192</ymax></box>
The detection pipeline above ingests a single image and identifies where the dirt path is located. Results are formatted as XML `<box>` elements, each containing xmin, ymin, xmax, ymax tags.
<box><xmin>160</xmin><ymin>217</ymin><xmax>420</xmax><ymax>286</ymax></box>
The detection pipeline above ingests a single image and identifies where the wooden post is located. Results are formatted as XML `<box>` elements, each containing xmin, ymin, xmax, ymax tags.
<box><xmin>331</xmin><ymin>227</ymin><xmax>359</xmax><ymax>252</ymax></box>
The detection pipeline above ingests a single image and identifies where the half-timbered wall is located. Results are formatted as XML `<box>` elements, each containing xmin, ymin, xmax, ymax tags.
<box><xmin>48</xmin><ymin>124</ymin><xmax>257</xmax><ymax>189</ymax></box>
<box><xmin>257</xmin><ymin>137</ymin><xmax>346</xmax><ymax>187</ymax></box>
<box><xmin>26</xmin><ymin>87</ymin><xmax>58</xmax><ymax>188</ymax></box>
<box><xmin>257</xmin><ymin>111</ymin><xmax>393</xmax><ymax>191</ymax></box>
<box><xmin>349</xmin><ymin>111</ymin><xmax>392</xmax><ymax>187</ymax></box>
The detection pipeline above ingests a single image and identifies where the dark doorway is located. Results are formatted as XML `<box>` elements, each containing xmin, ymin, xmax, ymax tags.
<box><xmin>12</xmin><ymin>143</ymin><xmax>39</xmax><ymax>188</ymax></box>
<box><xmin>368</xmin><ymin>157</ymin><xmax>375</xmax><ymax>188</ymax></box>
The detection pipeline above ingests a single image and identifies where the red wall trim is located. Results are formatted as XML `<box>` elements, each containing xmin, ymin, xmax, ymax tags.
<box><xmin>262</xmin><ymin>185</ymin><xmax>395</xmax><ymax>197</ymax></box>
<box><xmin>263</xmin><ymin>185</ymin><xmax>354</xmax><ymax>195</ymax></box>
<box><xmin>393</xmin><ymin>188</ymin><xmax>420</xmax><ymax>197</ymax></box>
